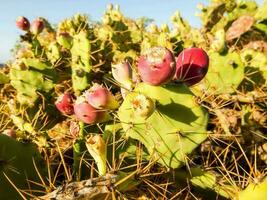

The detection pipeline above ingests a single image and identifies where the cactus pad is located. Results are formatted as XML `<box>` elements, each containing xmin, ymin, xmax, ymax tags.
<box><xmin>118</xmin><ymin>83</ymin><xmax>208</xmax><ymax>168</ymax></box>
<box><xmin>203</xmin><ymin>51</ymin><xmax>245</xmax><ymax>94</ymax></box>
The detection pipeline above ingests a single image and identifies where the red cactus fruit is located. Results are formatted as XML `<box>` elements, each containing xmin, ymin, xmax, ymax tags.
<box><xmin>31</xmin><ymin>18</ymin><xmax>44</xmax><ymax>35</ymax></box>
<box><xmin>137</xmin><ymin>46</ymin><xmax>176</xmax><ymax>86</ymax></box>
<box><xmin>174</xmin><ymin>48</ymin><xmax>209</xmax><ymax>86</ymax></box>
<box><xmin>55</xmin><ymin>93</ymin><xmax>74</xmax><ymax>115</ymax></box>
<box><xmin>85</xmin><ymin>84</ymin><xmax>119</xmax><ymax>110</ymax></box>
<box><xmin>74</xmin><ymin>96</ymin><xmax>106</xmax><ymax>124</ymax></box>
<box><xmin>16</xmin><ymin>16</ymin><xmax>30</xmax><ymax>31</ymax></box>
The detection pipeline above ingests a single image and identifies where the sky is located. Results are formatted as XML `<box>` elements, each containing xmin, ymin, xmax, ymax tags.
<box><xmin>0</xmin><ymin>0</ymin><xmax>263</xmax><ymax>63</ymax></box>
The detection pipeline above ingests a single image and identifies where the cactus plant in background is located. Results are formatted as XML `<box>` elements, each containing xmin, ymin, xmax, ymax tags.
<box><xmin>0</xmin><ymin>0</ymin><xmax>266</xmax><ymax>199</ymax></box>
<box><xmin>203</xmin><ymin>51</ymin><xmax>245</xmax><ymax>94</ymax></box>
<box><xmin>71</xmin><ymin>30</ymin><xmax>92</xmax><ymax>95</ymax></box>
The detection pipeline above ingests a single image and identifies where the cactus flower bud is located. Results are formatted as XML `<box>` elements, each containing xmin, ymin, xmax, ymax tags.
<box><xmin>31</xmin><ymin>18</ymin><xmax>44</xmax><ymax>35</ymax></box>
<box><xmin>85</xmin><ymin>83</ymin><xmax>119</xmax><ymax>110</ymax></box>
<box><xmin>111</xmin><ymin>61</ymin><xmax>133</xmax><ymax>89</ymax></box>
<box><xmin>16</xmin><ymin>16</ymin><xmax>30</xmax><ymax>31</ymax></box>
<box><xmin>55</xmin><ymin>93</ymin><xmax>74</xmax><ymax>115</ymax></box>
<box><xmin>86</xmin><ymin>135</ymin><xmax>107</xmax><ymax>175</ymax></box>
<box><xmin>132</xmin><ymin>94</ymin><xmax>155</xmax><ymax>118</ymax></box>
<box><xmin>174</xmin><ymin>48</ymin><xmax>209</xmax><ymax>86</ymax></box>
<box><xmin>137</xmin><ymin>46</ymin><xmax>176</xmax><ymax>86</ymax></box>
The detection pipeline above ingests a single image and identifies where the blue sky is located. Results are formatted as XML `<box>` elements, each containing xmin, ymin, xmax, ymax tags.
<box><xmin>0</xmin><ymin>0</ymin><xmax>263</xmax><ymax>63</ymax></box>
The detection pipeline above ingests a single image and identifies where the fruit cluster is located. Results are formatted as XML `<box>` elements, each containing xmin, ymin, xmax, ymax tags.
<box><xmin>55</xmin><ymin>46</ymin><xmax>209</xmax><ymax>124</ymax></box>
<box><xmin>16</xmin><ymin>16</ymin><xmax>44</xmax><ymax>34</ymax></box>
<box><xmin>0</xmin><ymin>1</ymin><xmax>266</xmax><ymax>199</ymax></box>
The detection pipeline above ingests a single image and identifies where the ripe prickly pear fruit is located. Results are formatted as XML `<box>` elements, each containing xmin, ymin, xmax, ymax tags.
<box><xmin>16</xmin><ymin>16</ymin><xmax>30</xmax><ymax>31</ymax></box>
<box><xmin>174</xmin><ymin>48</ymin><xmax>209</xmax><ymax>86</ymax></box>
<box><xmin>111</xmin><ymin>61</ymin><xmax>133</xmax><ymax>89</ymax></box>
<box><xmin>2</xmin><ymin>129</ymin><xmax>16</xmax><ymax>138</ymax></box>
<box><xmin>31</xmin><ymin>18</ymin><xmax>44</xmax><ymax>35</ymax></box>
<box><xmin>85</xmin><ymin>83</ymin><xmax>119</xmax><ymax>110</ymax></box>
<box><xmin>131</xmin><ymin>94</ymin><xmax>155</xmax><ymax>118</ymax></box>
<box><xmin>74</xmin><ymin>96</ymin><xmax>106</xmax><ymax>124</ymax></box>
<box><xmin>137</xmin><ymin>47</ymin><xmax>176</xmax><ymax>86</ymax></box>
<box><xmin>55</xmin><ymin>93</ymin><xmax>74</xmax><ymax>115</ymax></box>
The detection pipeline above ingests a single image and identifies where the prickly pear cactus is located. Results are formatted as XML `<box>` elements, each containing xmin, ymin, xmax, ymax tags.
<box><xmin>0</xmin><ymin>71</ymin><xmax>9</xmax><ymax>84</ymax></box>
<box><xmin>118</xmin><ymin>83</ymin><xmax>208</xmax><ymax>168</ymax></box>
<box><xmin>189</xmin><ymin>168</ymin><xmax>236</xmax><ymax>199</ymax></box>
<box><xmin>237</xmin><ymin>177</ymin><xmax>267</xmax><ymax>200</ymax></box>
<box><xmin>1</xmin><ymin>1</ymin><xmax>266</xmax><ymax>199</ymax></box>
<box><xmin>239</xmin><ymin>49</ymin><xmax>267</xmax><ymax>90</ymax></box>
<box><xmin>203</xmin><ymin>51</ymin><xmax>245</xmax><ymax>94</ymax></box>
<box><xmin>0</xmin><ymin>134</ymin><xmax>46</xmax><ymax>199</ymax></box>
<box><xmin>71</xmin><ymin>30</ymin><xmax>92</xmax><ymax>94</ymax></box>
<box><xmin>9</xmin><ymin>58</ymin><xmax>58</xmax><ymax>106</ymax></box>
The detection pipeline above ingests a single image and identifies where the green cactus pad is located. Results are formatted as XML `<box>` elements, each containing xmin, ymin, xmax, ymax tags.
<box><xmin>46</xmin><ymin>42</ymin><xmax>61</xmax><ymax>64</ymax></box>
<box><xmin>104</xmin><ymin>123</ymin><xmax>150</xmax><ymax>162</ymax></box>
<box><xmin>10</xmin><ymin>58</ymin><xmax>57</xmax><ymax>105</ymax></box>
<box><xmin>189</xmin><ymin>168</ymin><xmax>235</xmax><ymax>199</ymax></box>
<box><xmin>118</xmin><ymin>83</ymin><xmax>208</xmax><ymax>168</ymax></box>
<box><xmin>238</xmin><ymin>177</ymin><xmax>267</xmax><ymax>200</ymax></box>
<box><xmin>239</xmin><ymin>49</ymin><xmax>267</xmax><ymax>90</ymax></box>
<box><xmin>203</xmin><ymin>51</ymin><xmax>245</xmax><ymax>94</ymax></box>
<box><xmin>0</xmin><ymin>72</ymin><xmax>9</xmax><ymax>84</ymax></box>
<box><xmin>0</xmin><ymin>135</ymin><xmax>46</xmax><ymax>199</ymax></box>
<box><xmin>254</xmin><ymin>1</ymin><xmax>267</xmax><ymax>21</ymax></box>
<box><xmin>71</xmin><ymin>30</ymin><xmax>92</xmax><ymax>94</ymax></box>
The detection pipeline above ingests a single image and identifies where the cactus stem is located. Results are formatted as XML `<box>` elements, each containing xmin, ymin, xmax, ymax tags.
<box><xmin>73</xmin><ymin>121</ymin><xmax>85</xmax><ymax>180</ymax></box>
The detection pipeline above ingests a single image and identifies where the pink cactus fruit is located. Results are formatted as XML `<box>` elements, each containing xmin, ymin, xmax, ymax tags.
<box><xmin>16</xmin><ymin>16</ymin><xmax>30</xmax><ymax>31</ymax></box>
<box><xmin>137</xmin><ymin>46</ymin><xmax>176</xmax><ymax>86</ymax></box>
<box><xmin>85</xmin><ymin>83</ymin><xmax>119</xmax><ymax>110</ymax></box>
<box><xmin>31</xmin><ymin>18</ymin><xmax>44</xmax><ymax>35</ymax></box>
<box><xmin>74</xmin><ymin>96</ymin><xmax>106</xmax><ymax>124</ymax></box>
<box><xmin>174</xmin><ymin>47</ymin><xmax>209</xmax><ymax>86</ymax></box>
<box><xmin>55</xmin><ymin>93</ymin><xmax>74</xmax><ymax>115</ymax></box>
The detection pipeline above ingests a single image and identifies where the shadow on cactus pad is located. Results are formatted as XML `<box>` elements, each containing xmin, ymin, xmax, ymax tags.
<box><xmin>118</xmin><ymin>83</ymin><xmax>208</xmax><ymax>168</ymax></box>
<box><xmin>0</xmin><ymin>135</ymin><xmax>46</xmax><ymax>200</ymax></box>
